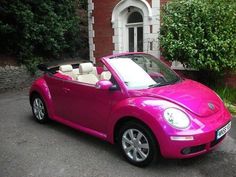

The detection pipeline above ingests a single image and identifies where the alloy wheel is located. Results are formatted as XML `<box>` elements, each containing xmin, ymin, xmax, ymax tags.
<box><xmin>122</xmin><ymin>128</ymin><xmax>150</xmax><ymax>162</ymax></box>
<box><xmin>33</xmin><ymin>98</ymin><xmax>45</xmax><ymax>120</ymax></box>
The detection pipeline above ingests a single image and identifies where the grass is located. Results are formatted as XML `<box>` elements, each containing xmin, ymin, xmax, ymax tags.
<box><xmin>213</xmin><ymin>87</ymin><xmax>236</xmax><ymax>116</ymax></box>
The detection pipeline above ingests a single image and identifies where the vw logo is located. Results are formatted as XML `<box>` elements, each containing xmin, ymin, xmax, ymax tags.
<box><xmin>208</xmin><ymin>103</ymin><xmax>215</xmax><ymax>110</ymax></box>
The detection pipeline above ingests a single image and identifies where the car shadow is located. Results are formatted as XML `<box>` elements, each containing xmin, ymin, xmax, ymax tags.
<box><xmin>26</xmin><ymin>114</ymin><xmax>121</xmax><ymax>158</ymax></box>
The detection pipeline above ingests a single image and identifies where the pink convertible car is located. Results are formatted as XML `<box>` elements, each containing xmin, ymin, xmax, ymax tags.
<box><xmin>30</xmin><ymin>53</ymin><xmax>231</xmax><ymax>166</ymax></box>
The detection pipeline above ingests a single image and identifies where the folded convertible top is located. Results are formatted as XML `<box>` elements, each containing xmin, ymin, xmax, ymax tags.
<box><xmin>37</xmin><ymin>59</ymin><xmax>91</xmax><ymax>73</ymax></box>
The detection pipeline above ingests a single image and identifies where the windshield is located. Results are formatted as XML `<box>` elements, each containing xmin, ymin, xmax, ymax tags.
<box><xmin>108</xmin><ymin>54</ymin><xmax>181</xmax><ymax>89</ymax></box>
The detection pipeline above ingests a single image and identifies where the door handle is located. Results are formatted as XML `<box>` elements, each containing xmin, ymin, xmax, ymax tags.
<box><xmin>63</xmin><ymin>88</ymin><xmax>70</xmax><ymax>93</ymax></box>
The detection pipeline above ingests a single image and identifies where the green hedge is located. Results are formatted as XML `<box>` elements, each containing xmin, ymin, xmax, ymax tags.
<box><xmin>160</xmin><ymin>0</ymin><xmax>236</xmax><ymax>72</ymax></box>
<box><xmin>0</xmin><ymin>0</ymin><xmax>83</xmax><ymax>73</ymax></box>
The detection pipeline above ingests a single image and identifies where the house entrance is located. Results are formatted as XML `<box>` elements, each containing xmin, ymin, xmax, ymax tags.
<box><xmin>127</xmin><ymin>11</ymin><xmax>143</xmax><ymax>52</ymax></box>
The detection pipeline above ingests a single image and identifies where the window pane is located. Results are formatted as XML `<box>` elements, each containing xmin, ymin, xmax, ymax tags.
<box><xmin>137</xmin><ymin>27</ymin><xmax>143</xmax><ymax>52</ymax></box>
<box><xmin>128</xmin><ymin>12</ymin><xmax>143</xmax><ymax>23</ymax></box>
<box><xmin>129</xmin><ymin>28</ymin><xmax>134</xmax><ymax>52</ymax></box>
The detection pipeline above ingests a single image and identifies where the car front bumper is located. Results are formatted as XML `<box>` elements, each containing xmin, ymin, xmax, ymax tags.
<box><xmin>159</xmin><ymin>120</ymin><xmax>231</xmax><ymax>159</ymax></box>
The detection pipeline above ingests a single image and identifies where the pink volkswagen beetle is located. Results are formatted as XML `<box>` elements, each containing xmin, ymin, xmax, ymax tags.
<box><xmin>30</xmin><ymin>53</ymin><xmax>232</xmax><ymax>167</ymax></box>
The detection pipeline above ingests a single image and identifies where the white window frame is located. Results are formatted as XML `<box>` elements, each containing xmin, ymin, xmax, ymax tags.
<box><xmin>126</xmin><ymin>23</ymin><xmax>143</xmax><ymax>52</ymax></box>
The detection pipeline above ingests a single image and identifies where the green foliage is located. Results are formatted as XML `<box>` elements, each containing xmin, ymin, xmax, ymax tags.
<box><xmin>78</xmin><ymin>0</ymin><xmax>88</xmax><ymax>10</ymax></box>
<box><xmin>214</xmin><ymin>87</ymin><xmax>236</xmax><ymax>105</ymax></box>
<box><xmin>160</xmin><ymin>0</ymin><xmax>236</xmax><ymax>72</ymax></box>
<box><xmin>24</xmin><ymin>56</ymin><xmax>43</xmax><ymax>75</ymax></box>
<box><xmin>0</xmin><ymin>0</ymin><xmax>82</xmax><ymax>71</ymax></box>
<box><xmin>214</xmin><ymin>86</ymin><xmax>236</xmax><ymax>115</ymax></box>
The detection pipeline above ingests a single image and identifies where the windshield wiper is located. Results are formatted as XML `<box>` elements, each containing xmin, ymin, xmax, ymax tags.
<box><xmin>169</xmin><ymin>77</ymin><xmax>182</xmax><ymax>84</ymax></box>
<box><xmin>148</xmin><ymin>78</ymin><xmax>181</xmax><ymax>88</ymax></box>
<box><xmin>148</xmin><ymin>83</ymin><xmax>161</xmax><ymax>88</ymax></box>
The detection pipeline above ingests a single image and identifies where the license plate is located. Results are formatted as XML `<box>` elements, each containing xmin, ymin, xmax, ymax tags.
<box><xmin>216</xmin><ymin>121</ymin><xmax>231</xmax><ymax>140</ymax></box>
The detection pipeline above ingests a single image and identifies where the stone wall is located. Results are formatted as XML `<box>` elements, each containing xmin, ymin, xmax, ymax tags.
<box><xmin>0</xmin><ymin>65</ymin><xmax>41</xmax><ymax>92</ymax></box>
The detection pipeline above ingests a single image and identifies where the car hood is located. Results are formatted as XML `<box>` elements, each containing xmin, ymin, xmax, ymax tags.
<box><xmin>128</xmin><ymin>79</ymin><xmax>222</xmax><ymax>117</ymax></box>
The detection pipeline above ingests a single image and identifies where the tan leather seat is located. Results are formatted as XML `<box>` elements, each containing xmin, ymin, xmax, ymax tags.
<box><xmin>77</xmin><ymin>63</ymin><xmax>99</xmax><ymax>84</ymax></box>
<box><xmin>100</xmin><ymin>71</ymin><xmax>111</xmax><ymax>80</ymax></box>
<box><xmin>59</xmin><ymin>65</ymin><xmax>77</xmax><ymax>80</ymax></box>
<box><xmin>73</xmin><ymin>66</ymin><xmax>97</xmax><ymax>77</ymax></box>
<box><xmin>91</xmin><ymin>67</ymin><xmax>98</xmax><ymax>77</ymax></box>
<box><xmin>73</xmin><ymin>68</ymin><xmax>80</xmax><ymax>75</ymax></box>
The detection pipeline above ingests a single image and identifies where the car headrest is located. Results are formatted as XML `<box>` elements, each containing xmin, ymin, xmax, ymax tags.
<box><xmin>100</xmin><ymin>71</ymin><xmax>111</xmax><ymax>80</ymax></box>
<box><xmin>79</xmin><ymin>63</ymin><xmax>93</xmax><ymax>74</ymax></box>
<box><xmin>59</xmin><ymin>65</ymin><xmax>73</xmax><ymax>72</ymax></box>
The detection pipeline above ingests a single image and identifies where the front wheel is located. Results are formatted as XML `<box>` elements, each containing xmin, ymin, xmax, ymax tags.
<box><xmin>118</xmin><ymin>121</ymin><xmax>157</xmax><ymax>167</ymax></box>
<box><xmin>31</xmin><ymin>95</ymin><xmax>48</xmax><ymax>123</ymax></box>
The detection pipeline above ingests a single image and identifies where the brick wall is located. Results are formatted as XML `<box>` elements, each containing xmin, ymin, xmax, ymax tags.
<box><xmin>225</xmin><ymin>72</ymin><xmax>236</xmax><ymax>88</ymax></box>
<box><xmin>93</xmin><ymin>0</ymin><xmax>119</xmax><ymax>62</ymax></box>
<box><xmin>160</xmin><ymin>0</ymin><xmax>169</xmax><ymax>6</ymax></box>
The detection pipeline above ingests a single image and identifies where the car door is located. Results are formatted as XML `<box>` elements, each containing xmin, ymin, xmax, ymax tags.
<box><xmin>44</xmin><ymin>74</ymin><xmax>70</xmax><ymax>119</ymax></box>
<box><xmin>61</xmin><ymin>80</ymin><xmax>121</xmax><ymax>134</ymax></box>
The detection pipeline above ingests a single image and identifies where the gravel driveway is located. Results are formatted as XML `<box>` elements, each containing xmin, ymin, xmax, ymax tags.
<box><xmin>0</xmin><ymin>89</ymin><xmax>235</xmax><ymax>177</ymax></box>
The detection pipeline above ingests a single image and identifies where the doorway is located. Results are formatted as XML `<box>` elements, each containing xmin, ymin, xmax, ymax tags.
<box><xmin>127</xmin><ymin>11</ymin><xmax>143</xmax><ymax>52</ymax></box>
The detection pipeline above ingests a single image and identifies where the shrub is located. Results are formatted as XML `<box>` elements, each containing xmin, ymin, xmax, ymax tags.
<box><xmin>0</xmin><ymin>0</ymin><xmax>82</xmax><ymax>72</ymax></box>
<box><xmin>24</xmin><ymin>56</ymin><xmax>43</xmax><ymax>75</ymax></box>
<box><xmin>214</xmin><ymin>86</ymin><xmax>236</xmax><ymax>115</ymax></box>
<box><xmin>78</xmin><ymin>0</ymin><xmax>88</xmax><ymax>10</ymax></box>
<box><xmin>160</xmin><ymin>0</ymin><xmax>236</xmax><ymax>72</ymax></box>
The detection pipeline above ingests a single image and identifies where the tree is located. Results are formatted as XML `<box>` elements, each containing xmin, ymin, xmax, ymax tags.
<box><xmin>0</xmin><ymin>0</ymin><xmax>83</xmax><ymax>73</ymax></box>
<box><xmin>160</xmin><ymin>0</ymin><xmax>236</xmax><ymax>73</ymax></box>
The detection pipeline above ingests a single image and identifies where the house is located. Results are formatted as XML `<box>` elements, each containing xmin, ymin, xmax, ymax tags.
<box><xmin>87</xmin><ymin>0</ymin><xmax>236</xmax><ymax>88</ymax></box>
<box><xmin>88</xmin><ymin>0</ymin><xmax>168</xmax><ymax>64</ymax></box>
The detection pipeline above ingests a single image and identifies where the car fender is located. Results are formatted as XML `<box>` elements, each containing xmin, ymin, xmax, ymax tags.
<box><xmin>106</xmin><ymin>97</ymin><xmax>168</xmax><ymax>145</ymax></box>
<box><xmin>30</xmin><ymin>76</ymin><xmax>55</xmax><ymax>118</ymax></box>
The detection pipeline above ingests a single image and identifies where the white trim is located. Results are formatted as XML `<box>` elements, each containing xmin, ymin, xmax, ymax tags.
<box><xmin>111</xmin><ymin>0</ymin><xmax>152</xmax><ymax>24</ymax></box>
<box><xmin>126</xmin><ymin>22</ymin><xmax>143</xmax><ymax>27</ymax></box>
<box><xmin>88</xmin><ymin>0</ymin><xmax>95</xmax><ymax>63</ymax></box>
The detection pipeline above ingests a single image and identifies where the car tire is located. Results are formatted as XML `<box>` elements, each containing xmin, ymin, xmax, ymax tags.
<box><xmin>118</xmin><ymin>121</ymin><xmax>158</xmax><ymax>167</ymax></box>
<box><xmin>31</xmin><ymin>94</ymin><xmax>49</xmax><ymax>123</ymax></box>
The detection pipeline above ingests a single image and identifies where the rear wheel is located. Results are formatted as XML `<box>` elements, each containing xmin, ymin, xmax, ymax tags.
<box><xmin>31</xmin><ymin>95</ymin><xmax>48</xmax><ymax>123</ymax></box>
<box><xmin>118</xmin><ymin>121</ymin><xmax>157</xmax><ymax>167</ymax></box>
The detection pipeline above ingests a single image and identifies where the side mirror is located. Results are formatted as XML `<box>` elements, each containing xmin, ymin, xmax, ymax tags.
<box><xmin>95</xmin><ymin>80</ymin><xmax>113</xmax><ymax>90</ymax></box>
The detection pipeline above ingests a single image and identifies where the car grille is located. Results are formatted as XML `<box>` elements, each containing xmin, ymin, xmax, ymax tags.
<box><xmin>181</xmin><ymin>144</ymin><xmax>206</xmax><ymax>155</ymax></box>
<box><xmin>181</xmin><ymin>135</ymin><xmax>226</xmax><ymax>155</ymax></box>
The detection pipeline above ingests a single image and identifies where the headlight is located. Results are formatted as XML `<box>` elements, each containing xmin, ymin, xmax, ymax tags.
<box><xmin>163</xmin><ymin>108</ymin><xmax>190</xmax><ymax>129</ymax></box>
